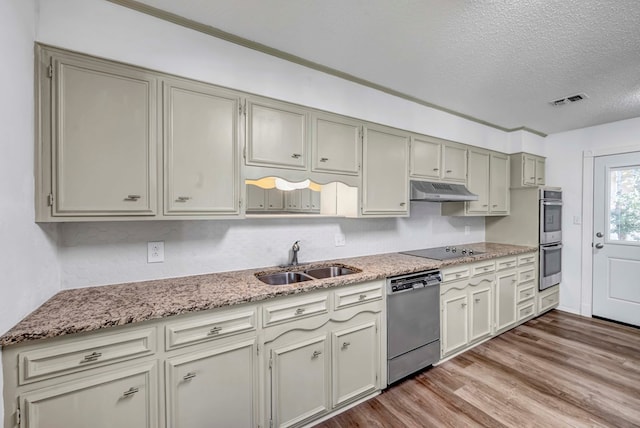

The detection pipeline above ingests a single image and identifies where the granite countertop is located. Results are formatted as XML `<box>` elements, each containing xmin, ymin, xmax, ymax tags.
<box><xmin>0</xmin><ymin>242</ymin><xmax>536</xmax><ymax>347</ymax></box>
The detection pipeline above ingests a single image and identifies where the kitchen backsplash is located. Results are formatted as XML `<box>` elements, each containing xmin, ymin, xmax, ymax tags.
<box><xmin>58</xmin><ymin>203</ymin><xmax>484</xmax><ymax>289</ymax></box>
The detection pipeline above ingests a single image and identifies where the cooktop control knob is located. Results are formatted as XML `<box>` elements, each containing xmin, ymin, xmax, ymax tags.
<box><xmin>461</xmin><ymin>249</ymin><xmax>467</xmax><ymax>255</ymax></box>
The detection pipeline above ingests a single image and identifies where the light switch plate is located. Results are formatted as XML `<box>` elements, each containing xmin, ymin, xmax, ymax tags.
<box><xmin>148</xmin><ymin>241</ymin><xmax>164</xmax><ymax>263</ymax></box>
<box><xmin>334</xmin><ymin>233</ymin><xmax>346</xmax><ymax>247</ymax></box>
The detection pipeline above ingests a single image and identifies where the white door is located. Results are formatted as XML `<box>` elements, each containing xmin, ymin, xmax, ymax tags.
<box><xmin>593</xmin><ymin>152</ymin><xmax>640</xmax><ymax>326</ymax></box>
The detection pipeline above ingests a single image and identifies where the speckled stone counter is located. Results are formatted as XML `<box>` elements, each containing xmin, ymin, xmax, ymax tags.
<box><xmin>0</xmin><ymin>242</ymin><xmax>535</xmax><ymax>347</ymax></box>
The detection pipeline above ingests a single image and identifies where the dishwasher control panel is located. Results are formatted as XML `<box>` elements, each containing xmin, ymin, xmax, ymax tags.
<box><xmin>387</xmin><ymin>270</ymin><xmax>441</xmax><ymax>294</ymax></box>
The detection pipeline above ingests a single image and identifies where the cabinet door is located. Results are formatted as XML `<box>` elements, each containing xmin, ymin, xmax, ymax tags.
<box><xmin>21</xmin><ymin>361</ymin><xmax>157</xmax><ymax>428</ymax></box>
<box><xmin>332</xmin><ymin>320</ymin><xmax>378</xmax><ymax>408</ymax></box>
<box><xmin>410</xmin><ymin>136</ymin><xmax>441</xmax><ymax>179</ymax></box>
<box><xmin>270</xmin><ymin>335</ymin><xmax>330</xmax><ymax>428</ymax></box>
<box><xmin>442</xmin><ymin>144</ymin><xmax>467</xmax><ymax>182</ymax></box>
<box><xmin>166</xmin><ymin>339</ymin><xmax>257</xmax><ymax>428</ymax></box>
<box><xmin>310</xmin><ymin>190</ymin><xmax>321</xmax><ymax>211</ymax></box>
<box><xmin>522</xmin><ymin>155</ymin><xmax>537</xmax><ymax>185</ymax></box>
<box><xmin>469</xmin><ymin>281</ymin><xmax>493</xmax><ymax>342</ymax></box>
<box><xmin>466</xmin><ymin>150</ymin><xmax>490</xmax><ymax>214</ymax></box>
<box><xmin>312</xmin><ymin>113</ymin><xmax>360</xmax><ymax>175</ymax></box>
<box><xmin>164</xmin><ymin>81</ymin><xmax>240</xmax><ymax>215</ymax></box>
<box><xmin>442</xmin><ymin>292</ymin><xmax>469</xmax><ymax>356</ymax></box>
<box><xmin>246</xmin><ymin>185</ymin><xmax>266</xmax><ymax>210</ymax></box>
<box><xmin>536</xmin><ymin>158</ymin><xmax>546</xmax><ymax>185</ymax></box>
<box><xmin>267</xmin><ymin>188</ymin><xmax>285</xmax><ymax>210</ymax></box>
<box><xmin>52</xmin><ymin>56</ymin><xmax>157</xmax><ymax>216</ymax></box>
<box><xmin>495</xmin><ymin>272</ymin><xmax>518</xmax><ymax>332</ymax></box>
<box><xmin>300</xmin><ymin>189</ymin><xmax>312</xmax><ymax>211</ymax></box>
<box><xmin>362</xmin><ymin>126</ymin><xmax>409</xmax><ymax>215</ymax></box>
<box><xmin>489</xmin><ymin>153</ymin><xmax>510</xmax><ymax>214</ymax></box>
<box><xmin>285</xmin><ymin>190</ymin><xmax>301</xmax><ymax>210</ymax></box>
<box><xmin>247</xmin><ymin>99</ymin><xmax>307</xmax><ymax>169</ymax></box>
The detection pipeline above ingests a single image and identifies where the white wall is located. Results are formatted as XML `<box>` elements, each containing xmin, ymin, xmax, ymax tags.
<box><xmin>0</xmin><ymin>0</ymin><xmax>61</xmax><ymax>423</ymax></box>
<box><xmin>35</xmin><ymin>0</ymin><xmax>511</xmax><ymax>289</ymax></box>
<box><xmin>545</xmin><ymin>116</ymin><xmax>640</xmax><ymax>314</ymax></box>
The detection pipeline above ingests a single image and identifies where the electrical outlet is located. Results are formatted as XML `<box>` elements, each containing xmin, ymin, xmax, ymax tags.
<box><xmin>464</xmin><ymin>225</ymin><xmax>471</xmax><ymax>235</ymax></box>
<box><xmin>334</xmin><ymin>233</ymin><xmax>346</xmax><ymax>247</ymax></box>
<box><xmin>148</xmin><ymin>241</ymin><xmax>164</xmax><ymax>263</ymax></box>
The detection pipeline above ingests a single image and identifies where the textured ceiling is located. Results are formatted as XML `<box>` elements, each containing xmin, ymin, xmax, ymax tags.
<box><xmin>123</xmin><ymin>0</ymin><xmax>640</xmax><ymax>135</ymax></box>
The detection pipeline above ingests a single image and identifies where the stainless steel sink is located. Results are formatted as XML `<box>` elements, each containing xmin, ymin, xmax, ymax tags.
<box><xmin>304</xmin><ymin>266</ymin><xmax>358</xmax><ymax>279</ymax></box>
<box><xmin>256</xmin><ymin>271</ymin><xmax>314</xmax><ymax>285</ymax></box>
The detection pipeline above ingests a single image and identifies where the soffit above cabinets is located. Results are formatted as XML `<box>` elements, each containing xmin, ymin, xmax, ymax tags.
<box><xmin>111</xmin><ymin>0</ymin><xmax>640</xmax><ymax>135</ymax></box>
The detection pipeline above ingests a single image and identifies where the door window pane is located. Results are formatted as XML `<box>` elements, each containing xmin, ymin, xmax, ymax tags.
<box><xmin>610</xmin><ymin>167</ymin><xmax>640</xmax><ymax>242</ymax></box>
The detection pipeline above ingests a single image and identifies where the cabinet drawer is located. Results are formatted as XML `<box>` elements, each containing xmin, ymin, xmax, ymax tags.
<box><xmin>472</xmin><ymin>261</ymin><xmax>495</xmax><ymax>276</ymax></box>
<box><xmin>442</xmin><ymin>266</ymin><xmax>470</xmax><ymax>283</ymax></box>
<box><xmin>165</xmin><ymin>308</ymin><xmax>257</xmax><ymax>351</ymax></box>
<box><xmin>19</xmin><ymin>327</ymin><xmax>156</xmax><ymax>385</ymax></box>
<box><xmin>517</xmin><ymin>302</ymin><xmax>535</xmax><ymax>321</ymax></box>
<box><xmin>518</xmin><ymin>253</ymin><xmax>537</xmax><ymax>266</ymax></box>
<box><xmin>334</xmin><ymin>283</ymin><xmax>382</xmax><ymax>310</ymax></box>
<box><xmin>517</xmin><ymin>284</ymin><xmax>536</xmax><ymax>304</ymax></box>
<box><xmin>539</xmin><ymin>289</ymin><xmax>560</xmax><ymax>313</ymax></box>
<box><xmin>496</xmin><ymin>257</ymin><xmax>517</xmax><ymax>271</ymax></box>
<box><xmin>263</xmin><ymin>293</ymin><xmax>329</xmax><ymax>327</ymax></box>
<box><xmin>518</xmin><ymin>268</ymin><xmax>536</xmax><ymax>283</ymax></box>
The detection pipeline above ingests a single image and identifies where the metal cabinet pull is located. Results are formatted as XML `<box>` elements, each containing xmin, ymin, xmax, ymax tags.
<box><xmin>176</xmin><ymin>196</ymin><xmax>191</xmax><ymax>202</ymax></box>
<box><xmin>492</xmin><ymin>204</ymin><xmax>498</xmax><ymax>207</ymax></box>
<box><xmin>400</xmin><ymin>202</ymin><xmax>406</xmax><ymax>207</ymax></box>
<box><xmin>124</xmin><ymin>195</ymin><xmax>141</xmax><ymax>201</ymax></box>
<box><xmin>291</xmin><ymin>153</ymin><xmax>302</xmax><ymax>159</ymax></box>
<box><xmin>537</xmin><ymin>178</ymin><xmax>543</xmax><ymax>181</ymax></box>
<box><xmin>295</xmin><ymin>308</ymin><xmax>305</xmax><ymax>316</ymax></box>
<box><xmin>312</xmin><ymin>350</ymin><xmax>322</xmax><ymax>359</ymax></box>
<box><xmin>208</xmin><ymin>326</ymin><xmax>222</xmax><ymax>336</ymax></box>
<box><xmin>80</xmin><ymin>351</ymin><xmax>102</xmax><ymax>364</ymax></box>
<box><xmin>482</xmin><ymin>204</ymin><xmax>488</xmax><ymax>207</ymax></box>
<box><xmin>183</xmin><ymin>372</ymin><xmax>197</xmax><ymax>381</ymax></box>
<box><xmin>475</xmin><ymin>298</ymin><xmax>480</xmax><ymax>303</ymax></box>
<box><xmin>342</xmin><ymin>342</ymin><xmax>351</xmax><ymax>350</ymax></box>
<box><xmin>320</xmin><ymin>157</ymin><xmax>329</xmax><ymax>162</ymax></box>
<box><xmin>461</xmin><ymin>302</ymin><xmax>467</xmax><ymax>307</ymax></box>
<box><xmin>433</xmin><ymin>168</ymin><xmax>439</xmax><ymax>171</ymax></box>
<box><xmin>446</xmin><ymin>170</ymin><xmax>453</xmax><ymax>173</ymax></box>
<box><xmin>530</xmin><ymin>176</ymin><xmax>536</xmax><ymax>179</ymax></box>
<box><xmin>122</xmin><ymin>387</ymin><xmax>139</xmax><ymax>398</ymax></box>
<box><xmin>358</xmin><ymin>294</ymin><xmax>367</xmax><ymax>301</ymax></box>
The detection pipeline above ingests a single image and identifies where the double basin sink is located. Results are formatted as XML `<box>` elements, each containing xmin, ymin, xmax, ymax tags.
<box><xmin>256</xmin><ymin>265</ymin><xmax>359</xmax><ymax>285</ymax></box>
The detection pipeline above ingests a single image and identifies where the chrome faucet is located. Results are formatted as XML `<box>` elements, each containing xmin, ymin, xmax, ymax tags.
<box><xmin>290</xmin><ymin>241</ymin><xmax>301</xmax><ymax>266</ymax></box>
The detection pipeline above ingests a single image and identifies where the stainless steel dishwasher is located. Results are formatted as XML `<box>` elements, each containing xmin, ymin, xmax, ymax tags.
<box><xmin>387</xmin><ymin>270</ymin><xmax>441</xmax><ymax>384</ymax></box>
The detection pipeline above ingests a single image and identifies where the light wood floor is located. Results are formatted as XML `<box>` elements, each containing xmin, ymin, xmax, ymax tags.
<box><xmin>316</xmin><ymin>310</ymin><xmax>640</xmax><ymax>428</ymax></box>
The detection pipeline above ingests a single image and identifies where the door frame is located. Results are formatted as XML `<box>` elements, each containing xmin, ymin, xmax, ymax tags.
<box><xmin>581</xmin><ymin>144</ymin><xmax>640</xmax><ymax>317</ymax></box>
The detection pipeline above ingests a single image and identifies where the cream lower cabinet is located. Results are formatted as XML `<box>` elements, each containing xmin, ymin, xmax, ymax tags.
<box><xmin>495</xmin><ymin>270</ymin><xmax>518</xmax><ymax>334</ymax></box>
<box><xmin>165</xmin><ymin>339</ymin><xmax>257</xmax><ymax>428</ymax></box>
<box><xmin>18</xmin><ymin>361</ymin><xmax>157</xmax><ymax>428</ymax></box>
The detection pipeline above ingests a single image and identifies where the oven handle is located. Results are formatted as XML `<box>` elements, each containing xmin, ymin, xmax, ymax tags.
<box><xmin>542</xmin><ymin>201</ymin><xmax>563</xmax><ymax>206</ymax></box>
<box><xmin>541</xmin><ymin>244</ymin><xmax>563</xmax><ymax>250</ymax></box>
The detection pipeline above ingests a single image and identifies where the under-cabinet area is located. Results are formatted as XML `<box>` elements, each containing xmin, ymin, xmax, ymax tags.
<box><xmin>1</xmin><ymin>245</ymin><xmax>557</xmax><ymax>428</ymax></box>
<box><xmin>34</xmin><ymin>45</ymin><xmax>543</xmax><ymax>222</ymax></box>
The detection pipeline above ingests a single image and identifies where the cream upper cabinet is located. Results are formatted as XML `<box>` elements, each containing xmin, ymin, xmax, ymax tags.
<box><xmin>47</xmin><ymin>52</ymin><xmax>157</xmax><ymax>217</ymax></box>
<box><xmin>20</xmin><ymin>361</ymin><xmax>158</xmax><ymax>428</ymax></box>
<box><xmin>466</xmin><ymin>149</ymin><xmax>491</xmax><ymax>214</ymax></box>
<box><xmin>362</xmin><ymin>125</ymin><xmax>410</xmax><ymax>216</ymax></box>
<box><xmin>410</xmin><ymin>135</ymin><xmax>442</xmax><ymax>179</ymax></box>
<box><xmin>163</xmin><ymin>80</ymin><xmax>240</xmax><ymax>215</ymax></box>
<box><xmin>269</xmin><ymin>334</ymin><xmax>330</xmax><ymax>428</ymax></box>
<box><xmin>246</xmin><ymin>98</ymin><xmax>308</xmax><ymax>170</ymax></box>
<box><xmin>442</xmin><ymin>144</ymin><xmax>467</xmax><ymax>182</ymax></box>
<box><xmin>489</xmin><ymin>152</ymin><xmax>510</xmax><ymax>214</ymax></box>
<box><xmin>312</xmin><ymin>113</ymin><xmax>361</xmax><ymax>175</ymax></box>
<box><xmin>165</xmin><ymin>339</ymin><xmax>257</xmax><ymax>428</ymax></box>
<box><xmin>510</xmin><ymin>152</ymin><xmax>546</xmax><ymax>187</ymax></box>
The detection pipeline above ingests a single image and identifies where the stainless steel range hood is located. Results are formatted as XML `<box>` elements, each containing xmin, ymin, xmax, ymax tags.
<box><xmin>410</xmin><ymin>180</ymin><xmax>479</xmax><ymax>202</ymax></box>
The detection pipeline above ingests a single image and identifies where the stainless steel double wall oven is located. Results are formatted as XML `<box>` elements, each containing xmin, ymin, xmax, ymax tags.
<box><xmin>539</xmin><ymin>188</ymin><xmax>562</xmax><ymax>290</ymax></box>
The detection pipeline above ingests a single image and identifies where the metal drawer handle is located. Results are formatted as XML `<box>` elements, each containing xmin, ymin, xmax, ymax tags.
<box><xmin>483</xmin><ymin>267</ymin><xmax>489</xmax><ymax>271</ymax></box>
<box><xmin>320</xmin><ymin>157</ymin><xmax>329</xmax><ymax>162</ymax></box>
<box><xmin>80</xmin><ymin>351</ymin><xmax>102</xmax><ymax>364</ymax></box>
<box><xmin>461</xmin><ymin>302</ymin><xmax>467</xmax><ymax>307</ymax></box>
<box><xmin>400</xmin><ymin>202</ymin><xmax>406</xmax><ymax>206</ymax></box>
<box><xmin>291</xmin><ymin>153</ymin><xmax>302</xmax><ymax>159</ymax></box>
<box><xmin>312</xmin><ymin>350</ymin><xmax>322</xmax><ymax>359</ymax></box>
<box><xmin>525</xmin><ymin>292</ymin><xmax>532</xmax><ymax>297</ymax></box>
<box><xmin>512</xmin><ymin>278</ymin><xmax>517</xmax><ymax>283</ymax></box>
<box><xmin>482</xmin><ymin>204</ymin><xmax>488</xmax><ymax>207</ymax></box>
<box><xmin>492</xmin><ymin>204</ymin><xmax>498</xmax><ymax>207</ymax></box>
<box><xmin>537</xmin><ymin>178</ymin><xmax>543</xmax><ymax>181</ymax></box>
<box><xmin>122</xmin><ymin>387</ymin><xmax>139</xmax><ymax>398</ymax></box>
<box><xmin>342</xmin><ymin>342</ymin><xmax>351</xmax><ymax>349</ymax></box>
<box><xmin>433</xmin><ymin>168</ymin><xmax>439</xmax><ymax>171</ymax></box>
<box><xmin>124</xmin><ymin>195</ymin><xmax>141</xmax><ymax>201</ymax></box>
<box><xmin>530</xmin><ymin>176</ymin><xmax>536</xmax><ymax>179</ymax></box>
<box><xmin>358</xmin><ymin>294</ymin><xmax>367</xmax><ymax>301</ymax></box>
<box><xmin>183</xmin><ymin>372</ymin><xmax>197</xmax><ymax>381</ymax></box>
<box><xmin>176</xmin><ymin>196</ymin><xmax>191</xmax><ymax>202</ymax></box>
<box><xmin>295</xmin><ymin>308</ymin><xmax>305</xmax><ymax>316</ymax></box>
<box><xmin>208</xmin><ymin>326</ymin><xmax>222</xmax><ymax>336</ymax></box>
<box><xmin>475</xmin><ymin>298</ymin><xmax>480</xmax><ymax>303</ymax></box>
<box><xmin>455</xmin><ymin>273</ymin><xmax>462</xmax><ymax>278</ymax></box>
<box><xmin>446</xmin><ymin>170</ymin><xmax>453</xmax><ymax>173</ymax></box>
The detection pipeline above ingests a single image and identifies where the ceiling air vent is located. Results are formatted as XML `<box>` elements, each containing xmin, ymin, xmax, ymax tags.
<box><xmin>550</xmin><ymin>93</ymin><xmax>589</xmax><ymax>107</ymax></box>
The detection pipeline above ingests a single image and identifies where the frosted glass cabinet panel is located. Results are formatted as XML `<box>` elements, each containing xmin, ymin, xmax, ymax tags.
<box><xmin>163</xmin><ymin>80</ymin><xmax>240</xmax><ymax>215</ymax></box>
<box><xmin>52</xmin><ymin>55</ymin><xmax>157</xmax><ymax>216</ymax></box>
